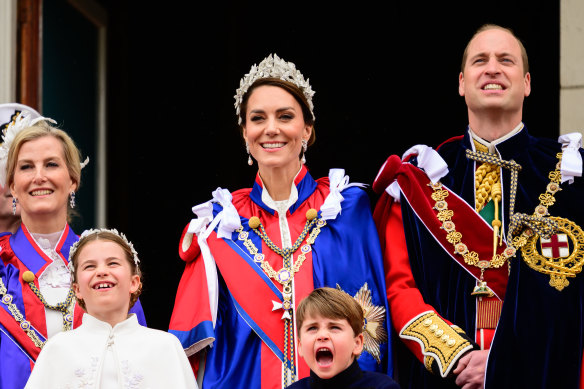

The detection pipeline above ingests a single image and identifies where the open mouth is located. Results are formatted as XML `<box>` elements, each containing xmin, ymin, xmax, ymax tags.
<box><xmin>261</xmin><ymin>142</ymin><xmax>286</xmax><ymax>149</ymax></box>
<box><xmin>315</xmin><ymin>347</ymin><xmax>333</xmax><ymax>367</ymax></box>
<box><xmin>482</xmin><ymin>83</ymin><xmax>504</xmax><ymax>90</ymax></box>
<box><xmin>93</xmin><ymin>282</ymin><xmax>115</xmax><ymax>290</ymax></box>
<box><xmin>31</xmin><ymin>189</ymin><xmax>53</xmax><ymax>196</ymax></box>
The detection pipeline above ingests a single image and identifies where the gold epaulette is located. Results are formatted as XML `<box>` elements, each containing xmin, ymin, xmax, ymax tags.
<box><xmin>400</xmin><ymin>311</ymin><xmax>474</xmax><ymax>377</ymax></box>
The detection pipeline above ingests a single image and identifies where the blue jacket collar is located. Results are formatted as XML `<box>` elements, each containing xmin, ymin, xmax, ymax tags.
<box><xmin>249</xmin><ymin>165</ymin><xmax>317</xmax><ymax>216</ymax></box>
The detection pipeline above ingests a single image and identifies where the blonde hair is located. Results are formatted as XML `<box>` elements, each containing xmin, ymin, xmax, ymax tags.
<box><xmin>6</xmin><ymin>120</ymin><xmax>82</xmax><ymax>190</ymax></box>
<box><xmin>70</xmin><ymin>230</ymin><xmax>142</xmax><ymax>311</ymax></box>
<box><xmin>296</xmin><ymin>287</ymin><xmax>364</xmax><ymax>337</ymax></box>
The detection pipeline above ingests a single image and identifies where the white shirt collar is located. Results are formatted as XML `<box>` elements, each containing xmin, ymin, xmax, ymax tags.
<box><xmin>259</xmin><ymin>168</ymin><xmax>302</xmax><ymax>214</ymax></box>
<box><xmin>469</xmin><ymin>122</ymin><xmax>524</xmax><ymax>153</ymax></box>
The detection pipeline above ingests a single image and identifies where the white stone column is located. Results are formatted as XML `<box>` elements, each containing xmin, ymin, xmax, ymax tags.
<box><xmin>0</xmin><ymin>0</ymin><xmax>17</xmax><ymax>103</ymax></box>
<box><xmin>560</xmin><ymin>0</ymin><xmax>584</xmax><ymax>135</ymax></box>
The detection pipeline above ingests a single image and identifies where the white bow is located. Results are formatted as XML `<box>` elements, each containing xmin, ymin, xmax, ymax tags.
<box><xmin>558</xmin><ymin>133</ymin><xmax>583</xmax><ymax>184</ymax></box>
<box><xmin>320</xmin><ymin>169</ymin><xmax>366</xmax><ymax>220</ymax></box>
<box><xmin>184</xmin><ymin>187</ymin><xmax>241</xmax><ymax>329</ymax></box>
<box><xmin>402</xmin><ymin>144</ymin><xmax>449</xmax><ymax>184</ymax></box>
<box><xmin>188</xmin><ymin>201</ymin><xmax>214</xmax><ymax>235</ymax></box>
<box><xmin>210</xmin><ymin>188</ymin><xmax>242</xmax><ymax>239</ymax></box>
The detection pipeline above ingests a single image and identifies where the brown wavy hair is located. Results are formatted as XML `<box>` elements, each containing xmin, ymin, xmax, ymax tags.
<box><xmin>239</xmin><ymin>78</ymin><xmax>316</xmax><ymax>160</ymax></box>
<box><xmin>70</xmin><ymin>230</ymin><xmax>142</xmax><ymax>311</ymax></box>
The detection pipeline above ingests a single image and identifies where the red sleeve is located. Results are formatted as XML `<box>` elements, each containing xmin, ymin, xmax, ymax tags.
<box><xmin>383</xmin><ymin>201</ymin><xmax>452</xmax><ymax>362</ymax></box>
<box><xmin>178</xmin><ymin>223</ymin><xmax>201</xmax><ymax>263</ymax></box>
<box><xmin>581</xmin><ymin>352</ymin><xmax>584</xmax><ymax>388</ymax></box>
<box><xmin>373</xmin><ymin>156</ymin><xmax>474</xmax><ymax>377</ymax></box>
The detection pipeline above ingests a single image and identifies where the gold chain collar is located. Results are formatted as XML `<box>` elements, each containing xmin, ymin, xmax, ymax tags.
<box><xmin>432</xmin><ymin>152</ymin><xmax>584</xmax><ymax>292</ymax></box>
<box><xmin>235</xmin><ymin>209</ymin><xmax>326</xmax><ymax>385</ymax></box>
<box><xmin>0</xmin><ymin>277</ymin><xmax>46</xmax><ymax>348</ymax></box>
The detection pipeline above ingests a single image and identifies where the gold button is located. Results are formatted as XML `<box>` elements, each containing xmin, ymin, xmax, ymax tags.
<box><xmin>447</xmin><ymin>339</ymin><xmax>456</xmax><ymax>347</ymax></box>
<box><xmin>435</xmin><ymin>329</ymin><xmax>444</xmax><ymax>337</ymax></box>
<box><xmin>441</xmin><ymin>335</ymin><xmax>450</xmax><ymax>343</ymax></box>
<box><xmin>429</xmin><ymin>324</ymin><xmax>438</xmax><ymax>332</ymax></box>
<box><xmin>305</xmin><ymin>208</ymin><xmax>318</xmax><ymax>221</ymax></box>
<box><xmin>248</xmin><ymin>216</ymin><xmax>261</xmax><ymax>229</ymax></box>
<box><xmin>423</xmin><ymin>318</ymin><xmax>432</xmax><ymax>327</ymax></box>
<box><xmin>22</xmin><ymin>271</ymin><xmax>35</xmax><ymax>283</ymax></box>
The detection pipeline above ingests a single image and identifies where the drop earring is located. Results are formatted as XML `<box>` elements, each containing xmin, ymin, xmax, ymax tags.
<box><xmin>301</xmin><ymin>139</ymin><xmax>308</xmax><ymax>164</ymax></box>
<box><xmin>12</xmin><ymin>197</ymin><xmax>17</xmax><ymax>215</ymax></box>
<box><xmin>69</xmin><ymin>192</ymin><xmax>76</xmax><ymax>208</ymax></box>
<box><xmin>246</xmin><ymin>143</ymin><xmax>253</xmax><ymax>166</ymax></box>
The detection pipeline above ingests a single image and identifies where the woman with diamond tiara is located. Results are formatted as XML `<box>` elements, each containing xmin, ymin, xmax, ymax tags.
<box><xmin>25</xmin><ymin>229</ymin><xmax>197</xmax><ymax>388</ymax></box>
<box><xmin>0</xmin><ymin>114</ymin><xmax>146</xmax><ymax>389</ymax></box>
<box><xmin>169</xmin><ymin>54</ymin><xmax>393</xmax><ymax>388</ymax></box>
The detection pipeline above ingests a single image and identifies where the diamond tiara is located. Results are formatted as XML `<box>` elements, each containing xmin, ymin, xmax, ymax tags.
<box><xmin>234</xmin><ymin>53</ymin><xmax>315</xmax><ymax>125</ymax></box>
<box><xmin>68</xmin><ymin>228</ymin><xmax>141</xmax><ymax>274</ymax></box>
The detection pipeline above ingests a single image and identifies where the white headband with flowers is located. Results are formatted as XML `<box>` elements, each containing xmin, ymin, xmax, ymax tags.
<box><xmin>68</xmin><ymin>228</ymin><xmax>140</xmax><ymax>274</ymax></box>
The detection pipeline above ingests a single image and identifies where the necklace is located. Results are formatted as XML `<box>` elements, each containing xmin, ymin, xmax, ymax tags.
<box><xmin>22</xmin><ymin>270</ymin><xmax>75</xmax><ymax>331</ymax></box>
<box><xmin>236</xmin><ymin>208</ymin><xmax>326</xmax><ymax>385</ymax></box>
<box><xmin>429</xmin><ymin>181</ymin><xmax>517</xmax><ymax>297</ymax></box>
<box><xmin>433</xmin><ymin>151</ymin><xmax>582</xmax><ymax>294</ymax></box>
<box><xmin>0</xmin><ymin>277</ymin><xmax>46</xmax><ymax>348</ymax></box>
<box><xmin>508</xmin><ymin>152</ymin><xmax>584</xmax><ymax>290</ymax></box>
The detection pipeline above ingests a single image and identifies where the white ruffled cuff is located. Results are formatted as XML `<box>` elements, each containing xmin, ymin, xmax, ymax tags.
<box><xmin>402</xmin><ymin>144</ymin><xmax>449</xmax><ymax>184</ymax></box>
<box><xmin>558</xmin><ymin>133</ymin><xmax>583</xmax><ymax>184</ymax></box>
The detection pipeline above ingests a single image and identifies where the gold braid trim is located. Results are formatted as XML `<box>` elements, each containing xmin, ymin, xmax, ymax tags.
<box><xmin>475</xmin><ymin>165</ymin><xmax>500</xmax><ymax>212</ymax></box>
<box><xmin>400</xmin><ymin>312</ymin><xmax>473</xmax><ymax>378</ymax></box>
<box><xmin>473</xmin><ymin>140</ymin><xmax>501</xmax><ymax>213</ymax></box>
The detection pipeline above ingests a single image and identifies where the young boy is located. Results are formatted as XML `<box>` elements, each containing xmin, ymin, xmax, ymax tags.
<box><xmin>291</xmin><ymin>287</ymin><xmax>399</xmax><ymax>388</ymax></box>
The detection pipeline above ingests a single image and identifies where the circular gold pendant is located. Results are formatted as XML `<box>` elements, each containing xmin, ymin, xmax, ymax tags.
<box><xmin>521</xmin><ymin>216</ymin><xmax>584</xmax><ymax>290</ymax></box>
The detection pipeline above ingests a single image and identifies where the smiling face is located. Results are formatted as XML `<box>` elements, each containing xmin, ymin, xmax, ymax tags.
<box><xmin>9</xmin><ymin>135</ymin><xmax>76</xmax><ymax>229</ymax></box>
<box><xmin>459</xmin><ymin>27</ymin><xmax>531</xmax><ymax>119</ymax></box>
<box><xmin>73</xmin><ymin>239</ymin><xmax>140</xmax><ymax>325</ymax></box>
<box><xmin>243</xmin><ymin>85</ymin><xmax>312</xmax><ymax>176</ymax></box>
<box><xmin>297</xmin><ymin>313</ymin><xmax>364</xmax><ymax>379</ymax></box>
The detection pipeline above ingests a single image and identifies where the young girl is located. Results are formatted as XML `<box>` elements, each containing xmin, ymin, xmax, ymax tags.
<box><xmin>25</xmin><ymin>228</ymin><xmax>197</xmax><ymax>388</ymax></box>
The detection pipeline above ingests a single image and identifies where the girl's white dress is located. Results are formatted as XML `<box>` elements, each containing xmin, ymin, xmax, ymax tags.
<box><xmin>25</xmin><ymin>313</ymin><xmax>197</xmax><ymax>389</ymax></box>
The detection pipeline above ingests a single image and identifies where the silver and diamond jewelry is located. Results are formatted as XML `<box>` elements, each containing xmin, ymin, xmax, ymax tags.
<box><xmin>12</xmin><ymin>197</ymin><xmax>17</xmax><ymax>215</ymax></box>
<box><xmin>246</xmin><ymin>143</ymin><xmax>253</xmax><ymax>166</ymax></box>
<box><xmin>234</xmin><ymin>54</ymin><xmax>315</xmax><ymax>125</ymax></box>
<box><xmin>301</xmin><ymin>139</ymin><xmax>308</xmax><ymax>164</ymax></box>
<box><xmin>69</xmin><ymin>192</ymin><xmax>76</xmax><ymax>208</ymax></box>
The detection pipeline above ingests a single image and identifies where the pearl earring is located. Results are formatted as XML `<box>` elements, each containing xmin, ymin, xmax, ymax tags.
<box><xmin>246</xmin><ymin>143</ymin><xmax>253</xmax><ymax>166</ymax></box>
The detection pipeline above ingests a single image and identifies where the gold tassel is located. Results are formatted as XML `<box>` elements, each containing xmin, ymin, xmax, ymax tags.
<box><xmin>491</xmin><ymin>181</ymin><xmax>502</xmax><ymax>257</ymax></box>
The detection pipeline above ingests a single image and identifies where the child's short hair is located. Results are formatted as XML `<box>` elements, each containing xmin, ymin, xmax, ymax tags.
<box><xmin>69</xmin><ymin>229</ymin><xmax>142</xmax><ymax>310</ymax></box>
<box><xmin>296</xmin><ymin>287</ymin><xmax>364</xmax><ymax>336</ymax></box>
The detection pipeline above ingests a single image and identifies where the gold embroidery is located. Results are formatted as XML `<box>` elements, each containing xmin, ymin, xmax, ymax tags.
<box><xmin>400</xmin><ymin>312</ymin><xmax>472</xmax><ymax>377</ymax></box>
<box><xmin>509</xmin><ymin>152</ymin><xmax>584</xmax><ymax>290</ymax></box>
<box><xmin>521</xmin><ymin>217</ymin><xmax>584</xmax><ymax>290</ymax></box>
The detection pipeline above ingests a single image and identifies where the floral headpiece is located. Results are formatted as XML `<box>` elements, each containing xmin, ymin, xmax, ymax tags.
<box><xmin>0</xmin><ymin>110</ymin><xmax>89</xmax><ymax>187</ymax></box>
<box><xmin>234</xmin><ymin>53</ymin><xmax>315</xmax><ymax>125</ymax></box>
<box><xmin>68</xmin><ymin>228</ymin><xmax>140</xmax><ymax>274</ymax></box>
